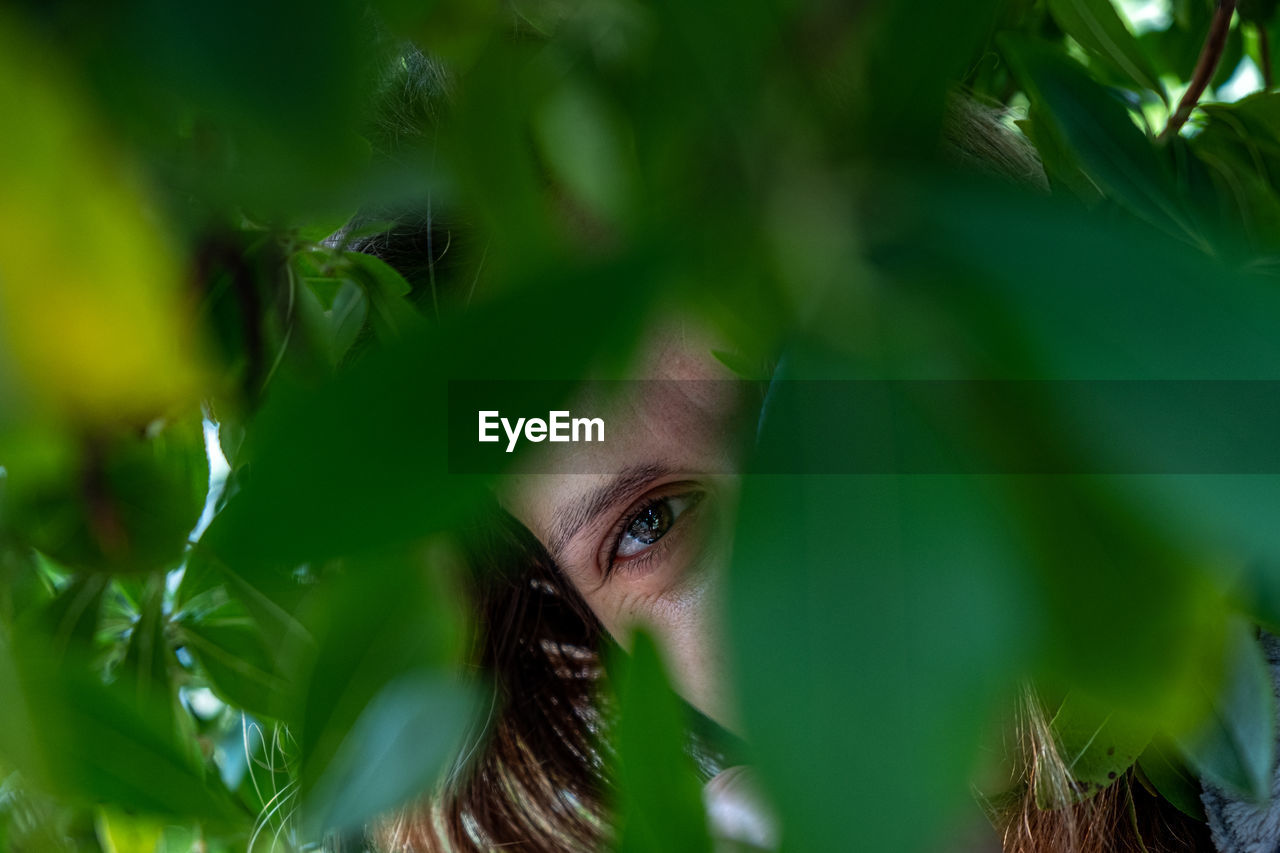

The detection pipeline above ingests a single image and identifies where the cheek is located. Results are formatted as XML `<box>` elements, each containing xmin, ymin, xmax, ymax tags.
<box><xmin>574</xmin><ymin>556</ymin><xmax>737</xmax><ymax>727</ymax></box>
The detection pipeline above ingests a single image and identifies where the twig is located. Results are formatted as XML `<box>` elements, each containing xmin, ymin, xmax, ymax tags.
<box><xmin>1161</xmin><ymin>0</ymin><xmax>1239</xmax><ymax>141</ymax></box>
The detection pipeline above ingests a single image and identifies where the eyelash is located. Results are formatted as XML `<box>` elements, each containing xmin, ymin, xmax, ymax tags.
<box><xmin>601</xmin><ymin>486</ymin><xmax>705</xmax><ymax>579</ymax></box>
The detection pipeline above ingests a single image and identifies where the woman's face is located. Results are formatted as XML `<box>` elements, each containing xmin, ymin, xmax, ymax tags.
<box><xmin>501</xmin><ymin>322</ymin><xmax>748</xmax><ymax>730</ymax></box>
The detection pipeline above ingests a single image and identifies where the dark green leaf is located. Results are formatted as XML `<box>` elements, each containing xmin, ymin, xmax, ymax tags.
<box><xmin>611</xmin><ymin>631</ymin><xmax>712</xmax><ymax>853</ymax></box>
<box><xmin>1137</xmin><ymin>735</ymin><xmax>1208</xmax><ymax>821</ymax></box>
<box><xmin>1240</xmin><ymin>0</ymin><xmax>1280</xmax><ymax>25</ymax></box>
<box><xmin>1000</xmin><ymin>35</ymin><xmax>1204</xmax><ymax>247</ymax></box>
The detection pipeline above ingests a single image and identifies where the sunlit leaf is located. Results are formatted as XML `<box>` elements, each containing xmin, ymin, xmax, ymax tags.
<box><xmin>1046</xmin><ymin>0</ymin><xmax>1166</xmax><ymax>98</ymax></box>
<box><xmin>1000</xmin><ymin>36</ymin><xmax>1203</xmax><ymax>247</ymax></box>
<box><xmin>96</xmin><ymin>809</ymin><xmax>164</xmax><ymax>853</ymax></box>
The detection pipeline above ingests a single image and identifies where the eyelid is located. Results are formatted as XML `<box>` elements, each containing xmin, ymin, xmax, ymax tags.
<box><xmin>600</xmin><ymin>482</ymin><xmax>706</xmax><ymax>579</ymax></box>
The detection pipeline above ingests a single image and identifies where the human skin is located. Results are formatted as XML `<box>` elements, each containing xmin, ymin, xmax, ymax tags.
<box><xmin>500</xmin><ymin>321</ymin><xmax>747</xmax><ymax>731</ymax></box>
<box><xmin>499</xmin><ymin>320</ymin><xmax>779</xmax><ymax>847</ymax></box>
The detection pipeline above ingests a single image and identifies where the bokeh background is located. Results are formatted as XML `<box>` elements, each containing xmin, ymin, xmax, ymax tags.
<box><xmin>3</xmin><ymin>0</ymin><xmax>1280</xmax><ymax>850</ymax></box>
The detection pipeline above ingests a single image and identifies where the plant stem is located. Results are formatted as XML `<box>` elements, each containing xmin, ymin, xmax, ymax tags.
<box><xmin>1160</xmin><ymin>0</ymin><xmax>1238</xmax><ymax>141</ymax></box>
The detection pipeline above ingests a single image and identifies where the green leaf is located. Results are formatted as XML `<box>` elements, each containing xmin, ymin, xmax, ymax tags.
<box><xmin>296</xmin><ymin>548</ymin><xmax>470</xmax><ymax>837</ymax></box>
<box><xmin>121</xmin><ymin>577</ymin><xmax>181</xmax><ymax>741</ymax></box>
<box><xmin>732</xmin><ymin>357</ymin><xmax>1026</xmax><ymax>851</ymax></box>
<box><xmin>1176</xmin><ymin>618</ymin><xmax>1276</xmax><ymax>802</ymax></box>
<box><xmin>96</xmin><ymin>809</ymin><xmax>164</xmax><ymax>853</ymax></box>
<box><xmin>1046</xmin><ymin>0</ymin><xmax>1167</xmax><ymax>98</ymax></box>
<box><xmin>0</xmin><ymin>635</ymin><xmax>243</xmax><ymax>826</ymax></box>
<box><xmin>1192</xmin><ymin>93</ymin><xmax>1280</xmax><ymax>252</ymax></box>
<box><xmin>174</xmin><ymin>603</ymin><xmax>285</xmax><ymax>720</ymax></box>
<box><xmin>4</xmin><ymin>417</ymin><xmax>208</xmax><ymax>575</ymax></box>
<box><xmin>1040</xmin><ymin>692</ymin><xmax>1153</xmax><ymax>806</ymax></box>
<box><xmin>532</xmin><ymin>79</ymin><xmax>636</xmax><ymax>225</ymax></box>
<box><xmin>1240</xmin><ymin>0</ymin><xmax>1280</xmax><ymax>25</ymax></box>
<box><xmin>328</xmin><ymin>280</ymin><xmax>368</xmax><ymax>365</ymax></box>
<box><xmin>1000</xmin><ymin>35</ymin><xmax>1204</xmax><ymax>248</ymax></box>
<box><xmin>1014</xmin><ymin>109</ymin><xmax>1103</xmax><ymax>201</ymax></box>
<box><xmin>611</xmin><ymin>631</ymin><xmax>712</xmax><ymax>853</ymax></box>
<box><xmin>344</xmin><ymin>251</ymin><xmax>421</xmax><ymax>343</ymax></box>
<box><xmin>35</xmin><ymin>572</ymin><xmax>108</xmax><ymax>654</ymax></box>
<box><xmin>300</xmin><ymin>670</ymin><xmax>474</xmax><ymax>837</ymax></box>
<box><xmin>1137</xmin><ymin>735</ymin><xmax>1207</xmax><ymax>821</ymax></box>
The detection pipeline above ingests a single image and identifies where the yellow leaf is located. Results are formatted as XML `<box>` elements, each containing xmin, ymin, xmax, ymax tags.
<box><xmin>95</xmin><ymin>809</ymin><xmax>164</xmax><ymax>853</ymax></box>
<box><xmin>0</xmin><ymin>13</ymin><xmax>205</xmax><ymax>425</ymax></box>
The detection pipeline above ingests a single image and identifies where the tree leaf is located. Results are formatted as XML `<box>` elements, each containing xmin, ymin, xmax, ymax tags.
<box><xmin>1046</xmin><ymin>0</ymin><xmax>1167</xmax><ymax>98</ymax></box>
<box><xmin>1137</xmin><ymin>735</ymin><xmax>1207</xmax><ymax>821</ymax></box>
<box><xmin>0</xmin><ymin>634</ymin><xmax>243</xmax><ymax>826</ymax></box>
<box><xmin>611</xmin><ymin>631</ymin><xmax>713</xmax><ymax>853</ymax></box>
<box><xmin>300</xmin><ymin>670</ymin><xmax>474</xmax><ymax>837</ymax></box>
<box><xmin>327</xmin><ymin>280</ymin><xmax>368</xmax><ymax>365</ymax></box>
<box><xmin>174</xmin><ymin>604</ymin><xmax>285</xmax><ymax>720</ymax></box>
<box><xmin>1176</xmin><ymin>618</ymin><xmax>1276</xmax><ymax>802</ymax></box>
<box><xmin>1000</xmin><ymin>35</ymin><xmax>1203</xmax><ymax>247</ymax></box>
<box><xmin>295</xmin><ymin>547</ymin><xmax>470</xmax><ymax>839</ymax></box>
<box><xmin>95</xmin><ymin>809</ymin><xmax>164</xmax><ymax>853</ymax></box>
<box><xmin>1040</xmin><ymin>692</ymin><xmax>1153</xmax><ymax>806</ymax></box>
<box><xmin>731</xmin><ymin>350</ymin><xmax>1028</xmax><ymax>852</ymax></box>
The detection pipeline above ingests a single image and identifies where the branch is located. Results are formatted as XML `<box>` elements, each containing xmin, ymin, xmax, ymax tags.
<box><xmin>1161</xmin><ymin>0</ymin><xmax>1239</xmax><ymax>141</ymax></box>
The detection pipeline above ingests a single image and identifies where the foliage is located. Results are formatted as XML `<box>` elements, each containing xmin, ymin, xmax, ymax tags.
<box><xmin>3</xmin><ymin>0</ymin><xmax>1280</xmax><ymax>851</ymax></box>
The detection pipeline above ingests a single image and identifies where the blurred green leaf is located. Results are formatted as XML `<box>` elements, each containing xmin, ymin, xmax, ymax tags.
<box><xmin>533</xmin><ymin>79</ymin><xmax>637</xmax><ymax>227</ymax></box>
<box><xmin>0</xmin><ymin>11</ymin><xmax>208</xmax><ymax>424</ymax></box>
<box><xmin>861</xmin><ymin>0</ymin><xmax>1004</xmax><ymax>155</ymax></box>
<box><xmin>1176</xmin><ymin>618</ymin><xmax>1276</xmax><ymax>802</ymax></box>
<box><xmin>0</xmin><ymin>635</ymin><xmax>243</xmax><ymax>826</ymax></box>
<box><xmin>301</xmin><ymin>669</ymin><xmax>474</xmax><ymax>838</ymax></box>
<box><xmin>295</xmin><ymin>545</ymin><xmax>470</xmax><ymax>838</ymax></box>
<box><xmin>1192</xmin><ymin>92</ymin><xmax>1280</xmax><ymax>251</ymax></box>
<box><xmin>611</xmin><ymin>631</ymin><xmax>712</xmax><ymax>853</ymax></box>
<box><xmin>328</xmin><ymin>281</ymin><xmax>369</xmax><ymax>364</ymax></box>
<box><xmin>733</xmin><ymin>355</ymin><xmax>1029</xmax><ymax>851</ymax></box>
<box><xmin>36</xmin><ymin>572</ymin><xmax>108</xmax><ymax>654</ymax></box>
<box><xmin>96</xmin><ymin>809</ymin><xmax>164</xmax><ymax>853</ymax></box>
<box><xmin>3</xmin><ymin>417</ymin><xmax>207</xmax><ymax>575</ymax></box>
<box><xmin>1240</xmin><ymin>0</ymin><xmax>1280</xmax><ymax>24</ymax></box>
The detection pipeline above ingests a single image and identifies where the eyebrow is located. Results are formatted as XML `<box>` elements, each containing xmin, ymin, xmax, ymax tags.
<box><xmin>547</xmin><ymin>463</ymin><xmax>673</xmax><ymax>558</ymax></box>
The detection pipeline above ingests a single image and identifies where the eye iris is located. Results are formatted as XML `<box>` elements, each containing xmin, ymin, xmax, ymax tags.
<box><xmin>628</xmin><ymin>502</ymin><xmax>673</xmax><ymax>545</ymax></box>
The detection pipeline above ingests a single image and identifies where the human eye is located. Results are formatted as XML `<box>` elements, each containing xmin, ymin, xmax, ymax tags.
<box><xmin>603</xmin><ymin>486</ymin><xmax>705</xmax><ymax>577</ymax></box>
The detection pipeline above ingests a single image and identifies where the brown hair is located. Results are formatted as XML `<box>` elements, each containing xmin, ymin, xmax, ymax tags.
<box><xmin>995</xmin><ymin>692</ymin><xmax>1213</xmax><ymax>853</ymax></box>
<box><xmin>373</xmin><ymin>501</ymin><xmax>615</xmax><ymax>851</ymax></box>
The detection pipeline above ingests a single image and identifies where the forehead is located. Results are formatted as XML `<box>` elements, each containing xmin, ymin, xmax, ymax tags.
<box><xmin>500</xmin><ymin>322</ymin><xmax>748</xmax><ymax>546</ymax></box>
